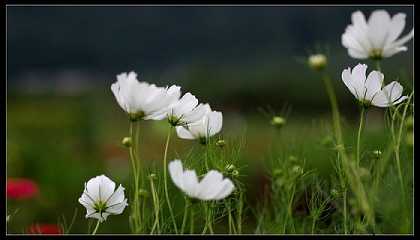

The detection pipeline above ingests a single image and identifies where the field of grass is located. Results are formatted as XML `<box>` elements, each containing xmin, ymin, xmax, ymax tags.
<box><xmin>6</xmin><ymin>89</ymin><xmax>413</xmax><ymax>234</ymax></box>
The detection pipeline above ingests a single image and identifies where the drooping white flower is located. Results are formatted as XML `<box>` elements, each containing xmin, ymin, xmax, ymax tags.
<box><xmin>342</xmin><ymin>10</ymin><xmax>414</xmax><ymax>59</ymax></box>
<box><xmin>111</xmin><ymin>71</ymin><xmax>181</xmax><ymax>121</ymax></box>
<box><xmin>341</xmin><ymin>63</ymin><xmax>408</xmax><ymax>107</ymax></box>
<box><xmin>78</xmin><ymin>175</ymin><xmax>128</xmax><ymax>222</ymax></box>
<box><xmin>147</xmin><ymin>92</ymin><xmax>211</xmax><ymax>126</ymax></box>
<box><xmin>168</xmin><ymin>159</ymin><xmax>235</xmax><ymax>201</ymax></box>
<box><xmin>175</xmin><ymin>108</ymin><xmax>223</xmax><ymax>143</ymax></box>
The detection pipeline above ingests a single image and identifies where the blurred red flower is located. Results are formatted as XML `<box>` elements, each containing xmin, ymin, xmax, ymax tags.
<box><xmin>6</xmin><ymin>178</ymin><xmax>39</xmax><ymax>200</ymax></box>
<box><xmin>27</xmin><ymin>224</ymin><xmax>63</xmax><ymax>234</ymax></box>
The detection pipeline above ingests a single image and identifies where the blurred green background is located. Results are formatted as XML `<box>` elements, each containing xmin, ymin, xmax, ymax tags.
<box><xmin>7</xmin><ymin>5</ymin><xmax>413</xmax><ymax>233</ymax></box>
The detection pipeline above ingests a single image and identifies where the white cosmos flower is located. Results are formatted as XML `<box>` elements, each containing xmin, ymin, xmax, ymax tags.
<box><xmin>78</xmin><ymin>175</ymin><xmax>128</xmax><ymax>222</ymax></box>
<box><xmin>111</xmin><ymin>71</ymin><xmax>181</xmax><ymax>121</ymax></box>
<box><xmin>342</xmin><ymin>10</ymin><xmax>414</xmax><ymax>59</ymax></box>
<box><xmin>147</xmin><ymin>92</ymin><xmax>211</xmax><ymax>126</ymax></box>
<box><xmin>168</xmin><ymin>159</ymin><xmax>235</xmax><ymax>201</ymax></box>
<box><xmin>175</xmin><ymin>108</ymin><xmax>223</xmax><ymax>143</ymax></box>
<box><xmin>341</xmin><ymin>64</ymin><xmax>408</xmax><ymax>107</ymax></box>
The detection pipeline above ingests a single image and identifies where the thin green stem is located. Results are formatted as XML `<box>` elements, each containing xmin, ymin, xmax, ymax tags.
<box><xmin>321</xmin><ymin>72</ymin><xmax>344</xmax><ymax>146</ymax></box>
<box><xmin>311</xmin><ymin>215</ymin><xmax>317</xmax><ymax>234</ymax></box>
<box><xmin>356</xmin><ymin>107</ymin><xmax>366</xmax><ymax>167</ymax></box>
<box><xmin>237</xmin><ymin>192</ymin><xmax>243</xmax><ymax>234</ymax></box>
<box><xmin>190</xmin><ymin>205</ymin><xmax>194</xmax><ymax>234</ymax></box>
<box><xmin>163</xmin><ymin>126</ymin><xmax>178</xmax><ymax>234</ymax></box>
<box><xmin>375</xmin><ymin>60</ymin><xmax>381</xmax><ymax>72</ymax></box>
<box><xmin>91</xmin><ymin>220</ymin><xmax>100</xmax><ymax>235</ymax></box>
<box><xmin>150</xmin><ymin>177</ymin><xmax>160</xmax><ymax>234</ymax></box>
<box><xmin>394</xmin><ymin>92</ymin><xmax>413</xmax><ymax>227</ymax></box>
<box><xmin>128</xmin><ymin>121</ymin><xmax>140</xmax><ymax>233</ymax></box>
<box><xmin>343</xmin><ymin>188</ymin><xmax>348</xmax><ymax>234</ymax></box>
<box><xmin>181</xmin><ymin>198</ymin><xmax>190</xmax><ymax>234</ymax></box>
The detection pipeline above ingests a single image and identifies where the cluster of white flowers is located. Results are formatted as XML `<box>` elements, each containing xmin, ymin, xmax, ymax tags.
<box><xmin>77</xmin><ymin>8</ymin><xmax>412</xmax><ymax>229</ymax></box>
<box><xmin>340</xmin><ymin>9</ymin><xmax>412</xmax><ymax>108</ymax></box>
<box><xmin>111</xmin><ymin>71</ymin><xmax>223</xmax><ymax>142</ymax></box>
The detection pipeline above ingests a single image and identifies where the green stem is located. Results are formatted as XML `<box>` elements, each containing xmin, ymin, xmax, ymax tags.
<box><xmin>150</xmin><ymin>177</ymin><xmax>160</xmax><ymax>234</ymax></box>
<box><xmin>343</xmin><ymin>189</ymin><xmax>348</xmax><ymax>234</ymax></box>
<box><xmin>129</xmin><ymin>121</ymin><xmax>140</xmax><ymax>232</ymax></box>
<box><xmin>91</xmin><ymin>220</ymin><xmax>100</xmax><ymax>235</ymax></box>
<box><xmin>321</xmin><ymin>72</ymin><xmax>344</xmax><ymax>146</ymax></box>
<box><xmin>394</xmin><ymin>92</ymin><xmax>413</xmax><ymax>223</ymax></box>
<box><xmin>237</xmin><ymin>192</ymin><xmax>243</xmax><ymax>234</ymax></box>
<box><xmin>375</xmin><ymin>60</ymin><xmax>381</xmax><ymax>72</ymax></box>
<box><xmin>356</xmin><ymin>107</ymin><xmax>366</xmax><ymax>167</ymax></box>
<box><xmin>311</xmin><ymin>215</ymin><xmax>317</xmax><ymax>234</ymax></box>
<box><xmin>190</xmin><ymin>205</ymin><xmax>194</xmax><ymax>234</ymax></box>
<box><xmin>163</xmin><ymin>126</ymin><xmax>178</xmax><ymax>234</ymax></box>
<box><xmin>181</xmin><ymin>198</ymin><xmax>190</xmax><ymax>234</ymax></box>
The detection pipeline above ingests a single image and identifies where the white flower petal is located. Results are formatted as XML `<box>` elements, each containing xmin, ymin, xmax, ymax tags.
<box><xmin>181</xmin><ymin>170</ymin><xmax>199</xmax><ymax>198</ymax></box>
<box><xmin>213</xmin><ymin>179</ymin><xmax>235</xmax><ymax>200</ymax></box>
<box><xmin>207</xmin><ymin>111</ymin><xmax>223</xmax><ymax>137</ymax></box>
<box><xmin>106</xmin><ymin>199</ymin><xmax>128</xmax><ymax>215</ymax></box>
<box><xmin>385</xmin><ymin>13</ymin><xmax>406</xmax><ymax>45</ymax></box>
<box><xmin>197</xmin><ymin>170</ymin><xmax>224</xmax><ymax>199</ymax></box>
<box><xmin>168</xmin><ymin>160</ymin><xmax>185</xmax><ymax>189</ymax></box>
<box><xmin>368</xmin><ymin>10</ymin><xmax>391</xmax><ymax>49</ymax></box>
<box><xmin>106</xmin><ymin>184</ymin><xmax>125</xmax><ymax>207</ymax></box>
<box><xmin>350</xmin><ymin>64</ymin><xmax>368</xmax><ymax>99</ymax></box>
<box><xmin>176</xmin><ymin>126</ymin><xmax>196</xmax><ymax>139</ymax></box>
<box><xmin>342</xmin><ymin>67</ymin><xmax>358</xmax><ymax>98</ymax></box>
<box><xmin>365</xmin><ymin>71</ymin><xmax>383</xmax><ymax>100</ymax></box>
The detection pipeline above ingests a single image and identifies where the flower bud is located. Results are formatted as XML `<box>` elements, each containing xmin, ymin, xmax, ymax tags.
<box><xmin>321</xmin><ymin>135</ymin><xmax>334</xmax><ymax>147</ymax></box>
<box><xmin>372</xmin><ymin>150</ymin><xmax>382</xmax><ymax>158</ymax></box>
<box><xmin>216</xmin><ymin>139</ymin><xmax>226</xmax><ymax>148</ymax></box>
<box><xmin>406</xmin><ymin>132</ymin><xmax>413</xmax><ymax>146</ymax></box>
<box><xmin>122</xmin><ymin>137</ymin><xmax>132</xmax><ymax>147</ymax></box>
<box><xmin>232</xmin><ymin>170</ymin><xmax>239</xmax><ymax>176</ymax></box>
<box><xmin>330</xmin><ymin>189</ymin><xmax>339</xmax><ymax>198</ymax></box>
<box><xmin>288</xmin><ymin>156</ymin><xmax>299</xmax><ymax>165</ymax></box>
<box><xmin>138</xmin><ymin>189</ymin><xmax>149</xmax><ymax>198</ymax></box>
<box><xmin>292</xmin><ymin>165</ymin><xmax>303</xmax><ymax>175</ymax></box>
<box><xmin>149</xmin><ymin>173</ymin><xmax>157</xmax><ymax>180</ymax></box>
<box><xmin>270</xmin><ymin>116</ymin><xmax>286</xmax><ymax>128</ymax></box>
<box><xmin>273</xmin><ymin>168</ymin><xmax>283</xmax><ymax>177</ymax></box>
<box><xmin>406</xmin><ymin>116</ymin><xmax>413</xmax><ymax>130</ymax></box>
<box><xmin>225</xmin><ymin>164</ymin><xmax>235</xmax><ymax>172</ymax></box>
<box><xmin>308</xmin><ymin>54</ymin><xmax>327</xmax><ymax>71</ymax></box>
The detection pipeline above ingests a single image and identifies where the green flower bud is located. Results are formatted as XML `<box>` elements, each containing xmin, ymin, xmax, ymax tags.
<box><xmin>406</xmin><ymin>116</ymin><xmax>414</xmax><ymax>130</ymax></box>
<box><xmin>273</xmin><ymin>168</ymin><xmax>283</xmax><ymax>177</ymax></box>
<box><xmin>321</xmin><ymin>135</ymin><xmax>334</xmax><ymax>147</ymax></box>
<box><xmin>288</xmin><ymin>155</ymin><xmax>298</xmax><ymax>163</ymax></box>
<box><xmin>330</xmin><ymin>189</ymin><xmax>339</xmax><ymax>198</ymax></box>
<box><xmin>232</xmin><ymin>170</ymin><xmax>239</xmax><ymax>176</ymax></box>
<box><xmin>372</xmin><ymin>150</ymin><xmax>382</xmax><ymax>158</ymax></box>
<box><xmin>406</xmin><ymin>132</ymin><xmax>414</xmax><ymax>146</ymax></box>
<box><xmin>270</xmin><ymin>116</ymin><xmax>286</xmax><ymax>128</ymax></box>
<box><xmin>308</xmin><ymin>54</ymin><xmax>327</xmax><ymax>71</ymax></box>
<box><xmin>292</xmin><ymin>165</ymin><xmax>303</xmax><ymax>175</ymax></box>
<box><xmin>216</xmin><ymin>139</ymin><xmax>226</xmax><ymax>148</ymax></box>
<box><xmin>149</xmin><ymin>173</ymin><xmax>157</xmax><ymax>180</ymax></box>
<box><xmin>138</xmin><ymin>189</ymin><xmax>149</xmax><ymax>198</ymax></box>
<box><xmin>122</xmin><ymin>137</ymin><xmax>132</xmax><ymax>147</ymax></box>
<box><xmin>225</xmin><ymin>164</ymin><xmax>235</xmax><ymax>172</ymax></box>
